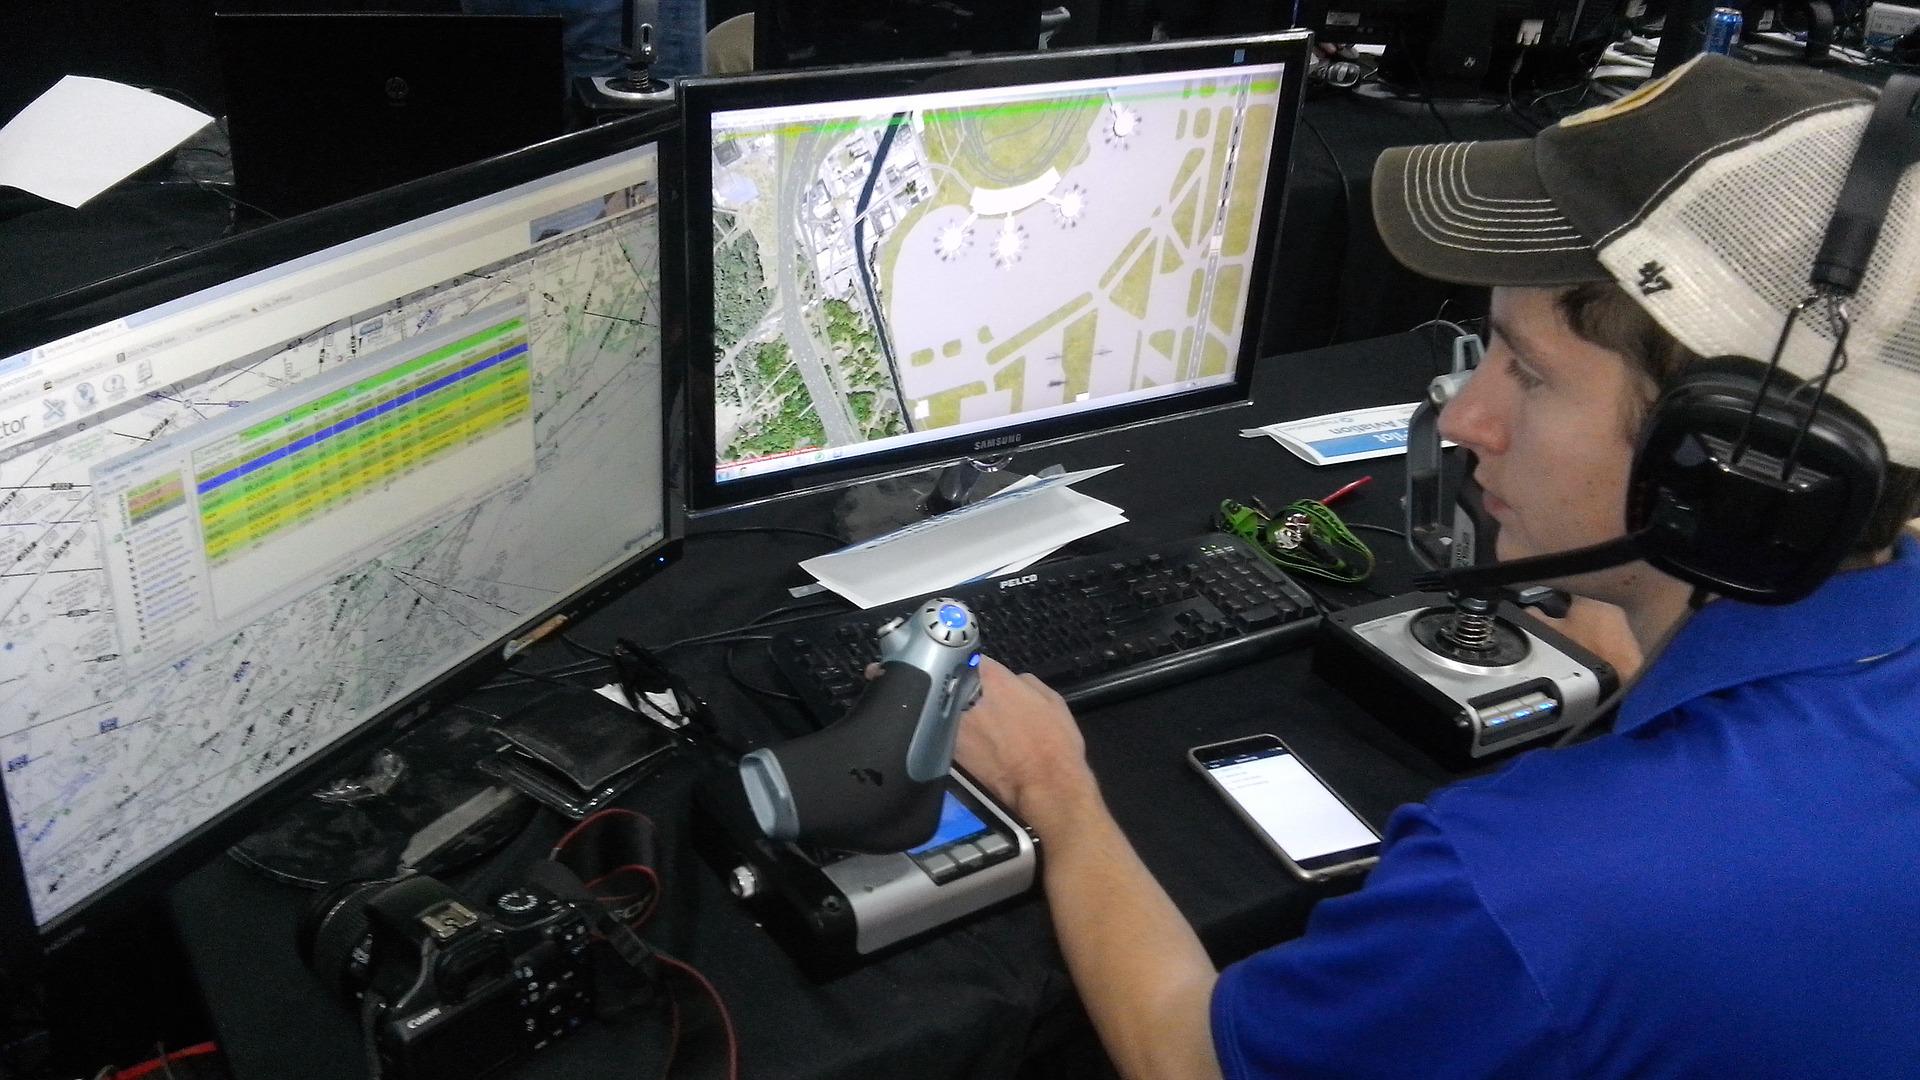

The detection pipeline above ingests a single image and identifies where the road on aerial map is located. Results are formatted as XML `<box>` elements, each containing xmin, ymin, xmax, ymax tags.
<box><xmin>776</xmin><ymin>131</ymin><xmax>858</xmax><ymax>445</ymax></box>
<box><xmin>1187</xmin><ymin>80</ymin><xmax>1252</xmax><ymax>381</ymax></box>
<box><xmin>853</xmin><ymin>113</ymin><xmax>909</xmax><ymax>431</ymax></box>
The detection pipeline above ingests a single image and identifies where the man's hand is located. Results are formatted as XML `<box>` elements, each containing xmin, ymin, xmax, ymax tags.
<box><xmin>958</xmin><ymin>657</ymin><xmax>1224</xmax><ymax>1080</ymax></box>
<box><xmin>954</xmin><ymin>656</ymin><xmax>1098</xmax><ymax>834</ymax></box>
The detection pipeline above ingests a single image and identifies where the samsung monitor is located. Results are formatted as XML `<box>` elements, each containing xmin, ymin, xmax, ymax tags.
<box><xmin>680</xmin><ymin>32</ymin><xmax>1310</xmax><ymax>512</ymax></box>
<box><xmin>0</xmin><ymin>111</ymin><xmax>681</xmax><ymax>956</ymax></box>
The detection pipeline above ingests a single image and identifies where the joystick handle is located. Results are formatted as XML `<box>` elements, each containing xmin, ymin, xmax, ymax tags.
<box><xmin>739</xmin><ymin>599</ymin><xmax>981</xmax><ymax>853</ymax></box>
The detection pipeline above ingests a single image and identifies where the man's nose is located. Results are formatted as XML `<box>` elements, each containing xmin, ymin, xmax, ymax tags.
<box><xmin>1437</xmin><ymin>372</ymin><xmax>1505</xmax><ymax>456</ymax></box>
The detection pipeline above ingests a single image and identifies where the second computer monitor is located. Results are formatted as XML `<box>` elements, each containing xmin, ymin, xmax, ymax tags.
<box><xmin>680</xmin><ymin>33</ymin><xmax>1311</xmax><ymax>510</ymax></box>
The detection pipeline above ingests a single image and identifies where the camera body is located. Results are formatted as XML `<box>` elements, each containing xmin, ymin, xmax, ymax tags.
<box><xmin>302</xmin><ymin>873</ymin><xmax>595</xmax><ymax>1080</ymax></box>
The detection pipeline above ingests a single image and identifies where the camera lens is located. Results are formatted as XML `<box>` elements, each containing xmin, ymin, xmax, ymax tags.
<box><xmin>298</xmin><ymin>876</ymin><xmax>402</xmax><ymax>999</ymax></box>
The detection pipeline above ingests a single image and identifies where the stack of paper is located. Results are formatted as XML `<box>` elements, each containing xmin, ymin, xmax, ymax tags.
<box><xmin>801</xmin><ymin>466</ymin><xmax>1126</xmax><ymax>609</ymax></box>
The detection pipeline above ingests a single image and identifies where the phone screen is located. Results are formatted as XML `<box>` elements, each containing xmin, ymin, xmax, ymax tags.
<box><xmin>1199</xmin><ymin>740</ymin><xmax>1379</xmax><ymax>868</ymax></box>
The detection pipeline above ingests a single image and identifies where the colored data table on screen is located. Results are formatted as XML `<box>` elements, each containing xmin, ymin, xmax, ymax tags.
<box><xmin>189</xmin><ymin>318</ymin><xmax>532</xmax><ymax>564</ymax></box>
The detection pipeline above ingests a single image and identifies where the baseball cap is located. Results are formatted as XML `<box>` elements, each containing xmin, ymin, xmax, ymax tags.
<box><xmin>1371</xmin><ymin>55</ymin><xmax>1920</xmax><ymax>468</ymax></box>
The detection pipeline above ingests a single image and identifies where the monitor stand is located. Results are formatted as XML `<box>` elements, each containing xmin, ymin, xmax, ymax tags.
<box><xmin>227</xmin><ymin>710</ymin><xmax>535</xmax><ymax>887</ymax></box>
<box><xmin>831</xmin><ymin>453</ymin><xmax>1021</xmax><ymax>543</ymax></box>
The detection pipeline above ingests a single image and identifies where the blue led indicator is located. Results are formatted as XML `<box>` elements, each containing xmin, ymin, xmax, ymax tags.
<box><xmin>968</xmin><ymin>653</ymin><xmax>981</xmax><ymax>668</ymax></box>
<box><xmin>938</xmin><ymin>603</ymin><xmax>969</xmax><ymax>629</ymax></box>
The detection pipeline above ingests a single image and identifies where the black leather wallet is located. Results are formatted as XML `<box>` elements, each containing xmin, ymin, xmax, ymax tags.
<box><xmin>481</xmin><ymin>690</ymin><xmax>676</xmax><ymax>819</ymax></box>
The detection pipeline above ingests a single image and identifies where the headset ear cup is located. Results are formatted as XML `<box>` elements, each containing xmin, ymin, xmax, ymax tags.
<box><xmin>1629</xmin><ymin>357</ymin><xmax>1886</xmax><ymax>603</ymax></box>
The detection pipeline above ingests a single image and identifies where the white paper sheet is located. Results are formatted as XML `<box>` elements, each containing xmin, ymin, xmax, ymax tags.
<box><xmin>801</xmin><ymin>466</ymin><xmax>1126</xmax><ymax>609</ymax></box>
<box><xmin>0</xmin><ymin>76</ymin><xmax>214</xmax><ymax>208</ymax></box>
<box><xmin>1240</xmin><ymin>402</ymin><xmax>1444</xmax><ymax>466</ymax></box>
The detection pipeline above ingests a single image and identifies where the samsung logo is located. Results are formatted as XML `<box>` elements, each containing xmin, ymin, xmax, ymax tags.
<box><xmin>972</xmin><ymin>433</ymin><xmax>1022</xmax><ymax>451</ymax></box>
<box><xmin>998</xmin><ymin>573</ymin><xmax>1039</xmax><ymax>589</ymax></box>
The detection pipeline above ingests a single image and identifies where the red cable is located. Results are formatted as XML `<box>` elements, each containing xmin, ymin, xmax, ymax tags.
<box><xmin>584</xmin><ymin>862</ymin><xmax>661</xmax><ymax>925</ymax></box>
<box><xmin>547</xmin><ymin>807</ymin><xmax>733</xmax><ymax>1078</ymax></box>
<box><xmin>1319</xmin><ymin>475</ymin><xmax>1374</xmax><ymax>506</ymax></box>
<box><xmin>656</xmin><ymin>990</ymin><xmax>683</xmax><ymax>1080</ymax></box>
<box><xmin>112</xmin><ymin>1043</ymin><xmax>219</xmax><ymax>1080</ymax></box>
<box><xmin>656</xmin><ymin>953</ymin><xmax>740</xmax><ymax>1080</ymax></box>
<box><xmin>549</xmin><ymin>807</ymin><xmax>655</xmax><ymax>861</ymax></box>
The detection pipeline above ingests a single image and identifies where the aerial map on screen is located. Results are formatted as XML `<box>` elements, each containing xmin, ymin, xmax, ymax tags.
<box><xmin>708</xmin><ymin>64</ymin><xmax>1286</xmax><ymax>482</ymax></box>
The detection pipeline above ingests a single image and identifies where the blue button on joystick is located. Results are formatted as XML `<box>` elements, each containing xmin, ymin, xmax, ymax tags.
<box><xmin>937</xmin><ymin>603</ymin><xmax>969</xmax><ymax>629</ymax></box>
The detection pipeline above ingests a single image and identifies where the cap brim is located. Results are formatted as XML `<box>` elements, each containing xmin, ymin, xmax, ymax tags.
<box><xmin>1371</xmin><ymin>139</ymin><xmax>1609</xmax><ymax>287</ymax></box>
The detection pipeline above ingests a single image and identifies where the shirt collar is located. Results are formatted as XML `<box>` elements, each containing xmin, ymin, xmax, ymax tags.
<box><xmin>1616</xmin><ymin>533</ymin><xmax>1920</xmax><ymax>734</ymax></box>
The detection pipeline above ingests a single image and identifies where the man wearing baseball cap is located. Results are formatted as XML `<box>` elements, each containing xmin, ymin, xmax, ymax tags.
<box><xmin>958</xmin><ymin>55</ymin><xmax>1920</xmax><ymax>1079</ymax></box>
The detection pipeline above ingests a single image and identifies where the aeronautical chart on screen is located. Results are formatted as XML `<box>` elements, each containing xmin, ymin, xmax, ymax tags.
<box><xmin>0</xmin><ymin>179</ymin><xmax>663</xmax><ymax>925</ymax></box>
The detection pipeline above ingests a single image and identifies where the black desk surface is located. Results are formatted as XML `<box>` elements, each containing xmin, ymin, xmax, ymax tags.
<box><xmin>169</xmin><ymin>329</ymin><xmax>1466</xmax><ymax>1080</ymax></box>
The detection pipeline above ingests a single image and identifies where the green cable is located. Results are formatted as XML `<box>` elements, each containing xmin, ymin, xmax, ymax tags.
<box><xmin>1214</xmin><ymin>497</ymin><xmax>1376</xmax><ymax>583</ymax></box>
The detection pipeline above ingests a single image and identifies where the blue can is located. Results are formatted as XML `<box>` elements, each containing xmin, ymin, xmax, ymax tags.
<box><xmin>1704</xmin><ymin>6</ymin><xmax>1744</xmax><ymax>54</ymax></box>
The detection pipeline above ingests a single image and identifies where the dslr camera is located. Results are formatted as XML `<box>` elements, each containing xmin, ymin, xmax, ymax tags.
<box><xmin>300</xmin><ymin>872</ymin><xmax>596</xmax><ymax>1080</ymax></box>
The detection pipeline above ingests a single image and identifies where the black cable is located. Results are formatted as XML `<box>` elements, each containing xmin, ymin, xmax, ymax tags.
<box><xmin>724</xmin><ymin>639</ymin><xmax>802</xmax><ymax>701</ymax></box>
<box><xmin>1350</xmin><ymin>522</ymin><xmax>1410</xmax><ymax>540</ymax></box>
<box><xmin>128</xmin><ymin>82</ymin><xmax>217</xmax><ymax>117</ymax></box>
<box><xmin>649</xmin><ymin>599</ymin><xmax>849</xmax><ymax>653</ymax></box>
<box><xmin>1293</xmin><ymin>576</ymin><xmax>1343</xmax><ymax>614</ymax></box>
<box><xmin>480</xmin><ymin>656</ymin><xmax>611</xmax><ymax>691</ymax></box>
<box><xmin>1399</xmin><ymin>50</ymin><xmax>1458</xmax><ymax>142</ymax></box>
<box><xmin>690</xmin><ymin>525</ymin><xmax>849</xmax><ymax>546</ymax></box>
<box><xmin>128</xmin><ymin>177</ymin><xmax>281</xmax><ymax>222</ymax></box>
<box><xmin>506</xmin><ymin>664</ymin><xmax>613</xmax><ymax>692</ymax></box>
<box><xmin>1300</xmin><ymin>112</ymin><xmax>1351</xmax><ymax>348</ymax></box>
<box><xmin>560</xmin><ymin>632</ymin><xmax>615</xmax><ymax>662</ymax></box>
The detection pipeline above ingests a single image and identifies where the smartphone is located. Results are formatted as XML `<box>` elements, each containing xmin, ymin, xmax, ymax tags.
<box><xmin>1188</xmin><ymin>734</ymin><xmax>1381</xmax><ymax>881</ymax></box>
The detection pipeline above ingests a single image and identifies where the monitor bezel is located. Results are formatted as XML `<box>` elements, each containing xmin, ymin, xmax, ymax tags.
<box><xmin>0</xmin><ymin>110</ymin><xmax>686</xmax><ymax>957</ymax></box>
<box><xmin>679</xmin><ymin>32</ymin><xmax>1311</xmax><ymax>513</ymax></box>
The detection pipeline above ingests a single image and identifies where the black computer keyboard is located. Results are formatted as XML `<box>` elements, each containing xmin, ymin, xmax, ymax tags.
<box><xmin>770</xmin><ymin>533</ymin><xmax>1321</xmax><ymax>721</ymax></box>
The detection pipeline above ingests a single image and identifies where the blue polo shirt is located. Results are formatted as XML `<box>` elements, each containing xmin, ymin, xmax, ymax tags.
<box><xmin>1212</xmin><ymin>534</ymin><xmax>1920</xmax><ymax>1079</ymax></box>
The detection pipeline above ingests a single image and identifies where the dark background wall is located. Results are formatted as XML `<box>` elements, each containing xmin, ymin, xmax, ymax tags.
<box><xmin>2</xmin><ymin>0</ymin><xmax>769</xmax><ymax>126</ymax></box>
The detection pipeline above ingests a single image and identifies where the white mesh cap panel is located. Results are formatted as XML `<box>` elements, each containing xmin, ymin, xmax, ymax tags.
<box><xmin>1598</xmin><ymin>103</ymin><xmax>1920</xmax><ymax>467</ymax></box>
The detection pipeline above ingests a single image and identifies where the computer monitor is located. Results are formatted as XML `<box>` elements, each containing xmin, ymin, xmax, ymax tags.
<box><xmin>216</xmin><ymin>12</ymin><xmax>569</xmax><ymax>218</ymax></box>
<box><xmin>1098</xmin><ymin>0</ymin><xmax>1293</xmax><ymax>42</ymax></box>
<box><xmin>1296</xmin><ymin>0</ymin><xmax>1632</xmax><ymax>94</ymax></box>
<box><xmin>0</xmin><ymin>112</ymin><xmax>681</xmax><ymax>955</ymax></box>
<box><xmin>680</xmin><ymin>32</ymin><xmax>1311</xmax><ymax>512</ymax></box>
<box><xmin>754</xmin><ymin>0</ymin><xmax>1048</xmax><ymax>71</ymax></box>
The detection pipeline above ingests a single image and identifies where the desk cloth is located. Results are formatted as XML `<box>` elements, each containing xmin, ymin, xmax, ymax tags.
<box><xmin>172</xmin><ymin>333</ymin><xmax>1466</xmax><ymax>1079</ymax></box>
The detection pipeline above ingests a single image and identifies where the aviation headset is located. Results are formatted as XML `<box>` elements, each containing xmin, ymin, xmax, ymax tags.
<box><xmin>1623</xmin><ymin>73</ymin><xmax>1919</xmax><ymax>604</ymax></box>
<box><xmin>1426</xmin><ymin>73</ymin><xmax>1919</xmax><ymax>605</ymax></box>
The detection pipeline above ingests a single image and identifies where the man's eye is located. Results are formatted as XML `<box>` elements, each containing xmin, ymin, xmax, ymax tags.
<box><xmin>1505</xmin><ymin>355</ymin><xmax>1546</xmax><ymax>390</ymax></box>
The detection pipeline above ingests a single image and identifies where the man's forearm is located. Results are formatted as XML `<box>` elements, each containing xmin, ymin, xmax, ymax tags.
<box><xmin>1032</xmin><ymin>783</ymin><xmax>1224</xmax><ymax>1080</ymax></box>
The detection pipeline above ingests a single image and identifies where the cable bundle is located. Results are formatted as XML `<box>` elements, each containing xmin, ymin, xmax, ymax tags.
<box><xmin>1214</xmin><ymin>497</ymin><xmax>1376</xmax><ymax>584</ymax></box>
